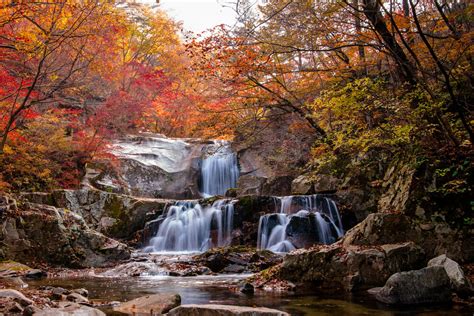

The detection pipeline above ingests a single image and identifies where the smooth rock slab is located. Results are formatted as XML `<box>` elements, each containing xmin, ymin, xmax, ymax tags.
<box><xmin>34</xmin><ymin>302</ymin><xmax>105</xmax><ymax>316</ymax></box>
<box><xmin>428</xmin><ymin>254</ymin><xmax>473</xmax><ymax>296</ymax></box>
<box><xmin>168</xmin><ymin>304</ymin><xmax>289</xmax><ymax>316</ymax></box>
<box><xmin>114</xmin><ymin>293</ymin><xmax>181</xmax><ymax>315</ymax></box>
<box><xmin>372</xmin><ymin>266</ymin><xmax>452</xmax><ymax>305</ymax></box>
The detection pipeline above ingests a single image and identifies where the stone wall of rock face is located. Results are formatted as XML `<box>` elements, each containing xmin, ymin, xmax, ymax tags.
<box><xmin>0</xmin><ymin>195</ymin><xmax>130</xmax><ymax>268</ymax></box>
<box><xmin>20</xmin><ymin>189</ymin><xmax>170</xmax><ymax>242</ymax></box>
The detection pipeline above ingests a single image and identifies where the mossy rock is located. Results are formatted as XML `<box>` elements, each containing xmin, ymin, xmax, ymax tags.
<box><xmin>0</xmin><ymin>260</ymin><xmax>32</xmax><ymax>272</ymax></box>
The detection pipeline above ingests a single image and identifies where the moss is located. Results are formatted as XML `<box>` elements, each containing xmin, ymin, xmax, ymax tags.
<box><xmin>104</xmin><ymin>195</ymin><xmax>126</xmax><ymax>219</ymax></box>
<box><xmin>0</xmin><ymin>260</ymin><xmax>32</xmax><ymax>271</ymax></box>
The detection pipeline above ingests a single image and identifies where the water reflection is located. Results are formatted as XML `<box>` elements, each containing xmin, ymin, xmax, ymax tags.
<box><xmin>28</xmin><ymin>275</ymin><xmax>469</xmax><ymax>316</ymax></box>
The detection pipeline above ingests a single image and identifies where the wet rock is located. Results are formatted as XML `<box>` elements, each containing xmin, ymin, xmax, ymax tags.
<box><xmin>168</xmin><ymin>304</ymin><xmax>289</xmax><ymax>316</ymax></box>
<box><xmin>225</xmin><ymin>188</ymin><xmax>238</xmax><ymax>198</ymax></box>
<box><xmin>285</xmin><ymin>212</ymin><xmax>317</xmax><ymax>248</ymax></box>
<box><xmin>371</xmin><ymin>266</ymin><xmax>452</xmax><ymax>305</ymax></box>
<box><xmin>36</xmin><ymin>302</ymin><xmax>105</xmax><ymax>316</ymax></box>
<box><xmin>240</xmin><ymin>283</ymin><xmax>254</xmax><ymax>294</ymax></box>
<box><xmin>223</xmin><ymin>264</ymin><xmax>245</xmax><ymax>273</ymax></box>
<box><xmin>114</xmin><ymin>293</ymin><xmax>181</xmax><ymax>315</ymax></box>
<box><xmin>427</xmin><ymin>254</ymin><xmax>472</xmax><ymax>297</ymax></box>
<box><xmin>204</xmin><ymin>253</ymin><xmax>230</xmax><ymax>272</ymax></box>
<box><xmin>67</xmin><ymin>293</ymin><xmax>89</xmax><ymax>304</ymax></box>
<box><xmin>24</xmin><ymin>269</ymin><xmax>47</xmax><ymax>280</ymax></box>
<box><xmin>101</xmin><ymin>261</ymin><xmax>164</xmax><ymax>277</ymax></box>
<box><xmin>0</xmin><ymin>289</ymin><xmax>33</xmax><ymax>306</ymax></box>
<box><xmin>285</xmin><ymin>212</ymin><xmax>338</xmax><ymax>248</ymax></box>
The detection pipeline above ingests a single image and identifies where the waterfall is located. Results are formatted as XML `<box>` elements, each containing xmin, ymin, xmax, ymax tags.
<box><xmin>257</xmin><ymin>195</ymin><xmax>344</xmax><ymax>253</ymax></box>
<box><xmin>257</xmin><ymin>213</ymin><xmax>295</xmax><ymax>253</ymax></box>
<box><xmin>200</xmin><ymin>141</ymin><xmax>239</xmax><ymax>197</ymax></box>
<box><xmin>144</xmin><ymin>199</ymin><xmax>235</xmax><ymax>253</ymax></box>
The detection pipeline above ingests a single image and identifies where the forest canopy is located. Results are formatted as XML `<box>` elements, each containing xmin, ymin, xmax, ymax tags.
<box><xmin>0</xmin><ymin>0</ymin><xmax>472</xmax><ymax>192</ymax></box>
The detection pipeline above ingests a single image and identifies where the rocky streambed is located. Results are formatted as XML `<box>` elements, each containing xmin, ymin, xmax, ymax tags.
<box><xmin>1</xmin><ymin>252</ymin><xmax>472</xmax><ymax>316</ymax></box>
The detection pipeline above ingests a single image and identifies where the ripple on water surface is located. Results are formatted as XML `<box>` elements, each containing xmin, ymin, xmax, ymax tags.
<box><xmin>27</xmin><ymin>273</ymin><xmax>472</xmax><ymax>316</ymax></box>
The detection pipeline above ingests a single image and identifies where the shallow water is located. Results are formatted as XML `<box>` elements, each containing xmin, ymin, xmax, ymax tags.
<box><xmin>27</xmin><ymin>274</ymin><xmax>472</xmax><ymax>315</ymax></box>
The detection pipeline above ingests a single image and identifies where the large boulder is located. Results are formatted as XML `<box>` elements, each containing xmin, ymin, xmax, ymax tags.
<box><xmin>114</xmin><ymin>293</ymin><xmax>181</xmax><ymax>315</ymax></box>
<box><xmin>286</xmin><ymin>212</ymin><xmax>339</xmax><ymax>248</ymax></box>
<box><xmin>370</xmin><ymin>266</ymin><xmax>452</xmax><ymax>305</ymax></box>
<box><xmin>342</xmin><ymin>213</ymin><xmax>419</xmax><ymax>246</ymax></box>
<box><xmin>0</xmin><ymin>200</ymin><xmax>130</xmax><ymax>268</ymax></box>
<box><xmin>291</xmin><ymin>175</ymin><xmax>313</xmax><ymax>195</ymax></box>
<box><xmin>88</xmin><ymin>134</ymin><xmax>207</xmax><ymax>199</ymax></box>
<box><xmin>285</xmin><ymin>213</ymin><xmax>317</xmax><ymax>248</ymax></box>
<box><xmin>428</xmin><ymin>254</ymin><xmax>473</xmax><ymax>296</ymax></box>
<box><xmin>260</xmin><ymin>242</ymin><xmax>425</xmax><ymax>292</ymax></box>
<box><xmin>168</xmin><ymin>304</ymin><xmax>289</xmax><ymax>316</ymax></box>
<box><xmin>342</xmin><ymin>212</ymin><xmax>472</xmax><ymax>263</ymax></box>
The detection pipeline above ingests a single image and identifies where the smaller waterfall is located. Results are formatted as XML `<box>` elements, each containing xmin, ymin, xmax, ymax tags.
<box><xmin>200</xmin><ymin>141</ymin><xmax>239</xmax><ymax>197</ymax></box>
<box><xmin>144</xmin><ymin>199</ymin><xmax>235</xmax><ymax>253</ymax></box>
<box><xmin>257</xmin><ymin>214</ymin><xmax>295</xmax><ymax>253</ymax></box>
<box><xmin>257</xmin><ymin>195</ymin><xmax>344</xmax><ymax>253</ymax></box>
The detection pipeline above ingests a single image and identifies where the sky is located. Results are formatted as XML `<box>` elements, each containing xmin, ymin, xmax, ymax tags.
<box><xmin>143</xmin><ymin>0</ymin><xmax>238</xmax><ymax>34</ymax></box>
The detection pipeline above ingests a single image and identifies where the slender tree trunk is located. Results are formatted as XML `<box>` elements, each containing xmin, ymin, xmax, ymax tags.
<box><xmin>361</xmin><ymin>0</ymin><xmax>416</xmax><ymax>84</ymax></box>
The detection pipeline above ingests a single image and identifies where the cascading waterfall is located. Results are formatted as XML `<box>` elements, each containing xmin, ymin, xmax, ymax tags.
<box><xmin>257</xmin><ymin>194</ymin><xmax>344</xmax><ymax>253</ymax></box>
<box><xmin>200</xmin><ymin>141</ymin><xmax>239</xmax><ymax>197</ymax></box>
<box><xmin>144</xmin><ymin>199</ymin><xmax>235</xmax><ymax>253</ymax></box>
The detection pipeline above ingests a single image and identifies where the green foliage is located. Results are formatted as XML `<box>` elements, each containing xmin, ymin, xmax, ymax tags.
<box><xmin>309</xmin><ymin>78</ymin><xmax>415</xmax><ymax>175</ymax></box>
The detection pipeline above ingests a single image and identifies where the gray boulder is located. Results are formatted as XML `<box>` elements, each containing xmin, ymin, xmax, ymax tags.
<box><xmin>168</xmin><ymin>304</ymin><xmax>289</xmax><ymax>316</ymax></box>
<box><xmin>428</xmin><ymin>254</ymin><xmax>472</xmax><ymax>296</ymax></box>
<box><xmin>371</xmin><ymin>266</ymin><xmax>452</xmax><ymax>305</ymax></box>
